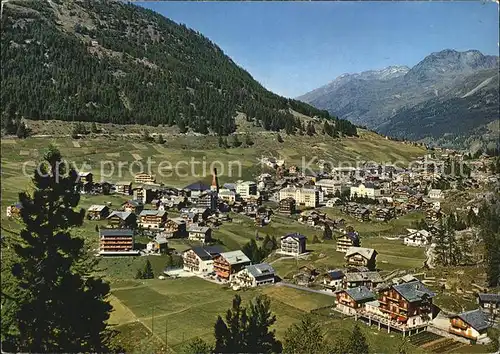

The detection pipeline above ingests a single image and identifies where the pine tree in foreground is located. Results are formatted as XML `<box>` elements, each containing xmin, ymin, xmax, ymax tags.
<box><xmin>1</xmin><ymin>145</ymin><xmax>114</xmax><ymax>352</ymax></box>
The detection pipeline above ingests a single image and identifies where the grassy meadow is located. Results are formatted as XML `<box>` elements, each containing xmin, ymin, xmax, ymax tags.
<box><xmin>1</xmin><ymin>132</ymin><xmax>435</xmax><ymax>353</ymax></box>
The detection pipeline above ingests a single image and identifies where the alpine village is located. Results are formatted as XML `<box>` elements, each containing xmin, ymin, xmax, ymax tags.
<box><xmin>1</xmin><ymin>1</ymin><xmax>499</xmax><ymax>353</ymax></box>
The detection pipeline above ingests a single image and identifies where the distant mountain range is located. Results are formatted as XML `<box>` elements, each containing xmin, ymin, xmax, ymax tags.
<box><xmin>297</xmin><ymin>49</ymin><xmax>499</xmax><ymax>148</ymax></box>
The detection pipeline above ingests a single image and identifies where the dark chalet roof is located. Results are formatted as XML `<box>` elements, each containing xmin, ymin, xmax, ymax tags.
<box><xmin>184</xmin><ymin>181</ymin><xmax>210</xmax><ymax>192</ymax></box>
<box><xmin>454</xmin><ymin>309</ymin><xmax>490</xmax><ymax>332</ymax></box>
<box><xmin>478</xmin><ymin>293</ymin><xmax>500</xmax><ymax>303</ymax></box>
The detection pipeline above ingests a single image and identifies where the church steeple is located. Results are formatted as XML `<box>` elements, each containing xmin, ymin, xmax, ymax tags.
<box><xmin>211</xmin><ymin>168</ymin><xmax>219</xmax><ymax>192</ymax></box>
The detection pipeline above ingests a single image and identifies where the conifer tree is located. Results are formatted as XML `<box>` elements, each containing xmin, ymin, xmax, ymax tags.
<box><xmin>348</xmin><ymin>324</ymin><xmax>369</xmax><ymax>354</ymax></box>
<box><xmin>143</xmin><ymin>259</ymin><xmax>154</xmax><ymax>279</ymax></box>
<box><xmin>277</xmin><ymin>134</ymin><xmax>284</xmax><ymax>143</ymax></box>
<box><xmin>284</xmin><ymin>315</ymin><xmax>326</xmax><ymax>354</ymax></box>
<box><xmin>2</xmin><ymin>145</ymin><xmax>113</xmax><ymax>352</ymax></box>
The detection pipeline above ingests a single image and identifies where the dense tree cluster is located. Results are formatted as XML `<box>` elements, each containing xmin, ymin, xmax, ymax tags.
<box><xmin>242</xmin><ymin>235</ymin><xmax>278</xmax><ymax>263</ymax></box>
<box><xmin>2</xmin><ymin>0</ymin><xmax>357</xmax><ymax>137</ymax></box>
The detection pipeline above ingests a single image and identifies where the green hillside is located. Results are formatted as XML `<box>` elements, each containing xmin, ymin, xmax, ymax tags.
<box><xmin>1</xmin><ymin>0</ymin><xmax>356</xmax><ymax>137</ymax></box>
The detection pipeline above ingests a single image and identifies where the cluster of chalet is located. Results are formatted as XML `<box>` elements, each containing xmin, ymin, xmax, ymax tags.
<box><xmin>78</xmin><ymin>171</ymin><xmax>246</xmax><ymax>256</ymax></box>
<box><xmin>181</xmin><ymin>245</ymin><xmax>276</xmax><ymax>288</ymax></box>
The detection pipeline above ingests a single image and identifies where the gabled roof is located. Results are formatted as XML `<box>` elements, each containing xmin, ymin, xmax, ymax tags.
<box><xmin>187</xmin><ymin>225</ymin><xmax>210</xmax><ymax>233</ymax></box>
<box><xmin>345</xmin><ymin>247</ymin><xmax>377</xmax><ymax>260</ymax></box>
<box><xmin>88</xmin><ymin>204</ymin><xmax>108</xmax><ymax>212</ymax></box>
<box><xmin>345</xmin><ymin>286</ymin><xmax>376</xmax><ymax>302</ymax></box>
<box><xmin>345</xmin><ymin>271</ymin><xmax>383</xmax><ymax>283</ymax></box>
<box><xmin>219</xmin><ymin>250</ymin><xmax>251</xmax><ymax>265</ymax></box>
<box><xmin>281</xmin><ymin>232</ymin><xmax>307</xmax><ymax>241</ymax></box>
<box><xmin>245</xmin><ymin>263</ymin><xmax>275</xmax><ymax>278</ymax></box>
<box><xmin>107</xmin><ymin>211</ymin><xmax>133</xmax><ymax>220</ymax></box>
<box><xmin>124</xmin><ymin>199</ymin><xmax>143</xmax><ymax>207</ymax></box>
<box><xmin>454</xmin><ymin>309</ymin><xmax>490</xmax><ymax>332</ymax></box>
<box><xmin>392</xmin><ymin>280</ymin><xmax>435</xmax><ymax>302</ymax></box>
<box><xmin>99</xmin><ymin>228</ymin><xmax>134</xmax><ymax>237</ymax></box>
<box><xmin>478</xmin><ymin>293</ymin><xmax>500</xmax><ymax>303</ymax></box>
<box><xmin>139</xmin><ymin>210</ymin><xmax>166</xmax><ymax>217</ymax></box>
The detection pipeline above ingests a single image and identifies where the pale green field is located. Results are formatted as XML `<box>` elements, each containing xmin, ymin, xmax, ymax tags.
<box><xmin>108</xmin><ymin>277</ymin><xmax>426</xmax><ymax>353</ymax></box>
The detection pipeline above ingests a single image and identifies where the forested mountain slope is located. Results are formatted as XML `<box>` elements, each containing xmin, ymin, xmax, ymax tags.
<box><xmin>1</xmin><ymin>0</ymin><xmax>357</xmax><ymax>136</ymax></box>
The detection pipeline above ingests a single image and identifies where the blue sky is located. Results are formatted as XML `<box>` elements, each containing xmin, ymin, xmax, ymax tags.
<box><xmin>140</xmin><ymin>1</ymin><xmax>499</xmax><ymax>98</ymax></box>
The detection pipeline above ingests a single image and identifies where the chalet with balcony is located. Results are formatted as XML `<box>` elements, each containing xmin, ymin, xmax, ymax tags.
<box><xmin>280</xmin><ymin>233</ymin><xmax>307</xmax><ymax>256</ymax></box>
<box><xmin>278</xmin><ymin>197</ymin><xmax>296</xmax><ymax>215</ymax></box>
<box><xmin>187</xmin><ymin>225</ymin><xmax>212</xmax><ymax>244</ymax></box>
<box><xmin>336</xmin><ymin>286</ymin><xmax>376</xmax><ymax>315</ymax></box>
<box><xmin>336</xmin><ymin>231</ymin><xmax>360</xmax><ymax>253</ymax></box>
<box><xmin>115</xmin><ymin>181</ymin><xmax>132</xmax><ymax>195</ymax></box>
<box><xmin>477</xmin><ymin>293</ymin><xmax>500</xmax><ymax>316</ymax></box>
<box><xmin>379</xmin><ymin>280</ymin><xmax>435</xmax><ymax>328</ymax></box>
<box><xmin>122</xmin><ymin>199</ymin><xmax>144</xmax><ymax>214</ymax></box>
<box><xmin>344</xmin><ymin>271</ymin><xmax>384</xmax><ymax>289</ymax></box>
<box><xmin>99</xmin><ymin>228</ymin><xmax>139</xmax><ymax>256</ymax></box>
<box><xmin>195</xmin><ymin>191</ymin><xmax>218</xmax><ymax>211</ymax></box>
<box><xmin>138</xmin><ymin>210</ymin><xmax>167</xmax><ymax>230</ymax></box>
<box><xmin>213</xmin><ymin>250</ymin><xmax>251</xmax><ymax>281</ymax></box>
<box><xmin>345</xmin><ymin>247</ymin><xmax>378</xmax><ymax>270</ymax></box>
<box><xmin>134</xmin><ymin>173</ymin><xmax>156</xmax><ymax>184</ymax></box>
<box><xmin>182</xmin><ymin>245</ymin><xmax>223</xmax><ymax>274</ymax></box>
<box><xmin>87</xmin><ymin>204</ymin><xmax>110</xmax><ymax>220</ymax></box>
<box><xmin>107</xmin><ymin>211</ymin><xmax>136</xmax><ymax>229</ymax></box>
<box><xmin>449</xmin><ymin>309</ymin><xmax>490</xmax><ymax>343</ymax></box>
<box><xmin>164</xmin><ymin>218</ymin><xmax>187</xmax><ymax>238</ymax></box>
<box><xmin>374</xmin><ymin>207</ymin><xmax>396</xmax><ymax>222</ymax></box>
<box><xmin>231</xmin><ymin>263</ymin><xmax>276</xmax><ymax>288</ymax></box>
<box><xmin>133</xmin><ymin>183</ymin><xmax>162</xmax><ymax>204</ymax></box>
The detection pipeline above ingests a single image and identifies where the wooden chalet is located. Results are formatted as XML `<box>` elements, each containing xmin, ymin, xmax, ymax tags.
<box><xmin>133</xmin><ymin>183</ymin><xmax>162</xmax><ymax>204</ymax></box>
<box><xmin>115</xmin><ymin>181</ymin><xmax>132</xmax><ymax>195</ymax></box>
<box><xmin>379</xmin><ymin>280</ymin><xmax>435</xmax><ymax>328</ymax></box>
<box><xmin>164</xmin><ymin>217</ymin><xmax>187</xmax><ymax>238</ymax></box>
<box><xmin>278</xmin><ymin>197</ymin><xmax>296</xmax><ymax>215</ymax></box>
<box><xmin>477</xmin><ymin>293</ymin><xmax>500</xmax><ymax>316</ymax></box>
<box><xmin>107</xmin><ymin>211</ymin><xmax>136</xmax><ymax>229</ymax></box>
<box><xmin>336</xmin><ymin>231</ymin><xmax>360</xmax><ymax>252</ymax></box>
<box><xmin>187</xmin><ymin>225</ymin><xmax>212</xmax><ymax>244</ymax></box>
<box><xmin>449</xmin><ymin>309</ymin><xmax>490</xmax><ymax>342</ymax></box>
<box><xmin>336</xmin><ymin>286</ymin><xmax>376</xmax><ymax>315</ymax></box>
<box><xmin>87</xmin><ymin>204</ymin><xmax>110</xmax><ymax>220</ymax></box>
<box><xmin>138</xmin><ymin>210</ymin><xmax>167</xmax><ymax>229</ymax></box>
<box><xmin>345</xmin><ymin>247</ymin><xmax>378</xmax><ymax>270</ymax></box>
<box><xmin>374</xmin><ymin>207</ymin><xmax>396</xmax><ymax>222</ymax></box>
<box><xmin>213</xmin><ymin>250</ymin><xmax>251</xmax><ymax>281</ymax></box>
<box><xmin>122</xmin><ymin>199</ymin><xmax>144</xmax><ymax>214</ymax></box>
<box><xmin>182</xmin><ymin>245</ymin><xmax>223</xmax><ymax>274</ymax></box>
